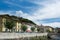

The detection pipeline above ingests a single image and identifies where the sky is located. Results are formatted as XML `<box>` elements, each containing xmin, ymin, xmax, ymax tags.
<box><xmin>0</xmin><ymin>0</ymin><xmax>60</xmax><ymax>28</ymax></box>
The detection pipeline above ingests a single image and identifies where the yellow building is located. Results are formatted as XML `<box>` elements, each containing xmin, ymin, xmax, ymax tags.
<box><xmin>45</xmin><ymin>26</ymin><xmax>54</xmax><ymax>32</ymax></box>
<box><xmin>0</xmin><ymin>14</ymin><xmax>21</xmax><ymax>32</ymax></box>
<box><xmin>0</xmin><ymin>14</ymin><xmax>36</xmax><ymax>32</ymax></box>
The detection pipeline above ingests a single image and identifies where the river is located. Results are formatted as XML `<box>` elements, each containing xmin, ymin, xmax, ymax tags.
<box><xmin>49</xmin><ymin>35</ymin><xmax>60</xmax><ymax>40</ymax></box>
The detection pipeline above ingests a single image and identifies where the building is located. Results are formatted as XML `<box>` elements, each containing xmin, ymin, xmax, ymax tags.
<box><xmin>36</xmin><ymin>24</ymin><xmax>54</xmax><ymax>33</ymax></box>
<box><xmin>0</xmin><ymin>14</ymin><xmax>21</xmax><ymax>32</ymax></box>
<box><xmin>21</xmin><ymin>22</ymin><xmax>36</xmax><ymax>32</ymax></box>
<box><xmin>55</xmin><ymin>28</ymin><xmax>60</xmax><ymax>33</ymax></box>
<box><xmin>44</xmin><ymin>26</ymin><xmax>54</xmax><ymax>33</ymax></box>
<box><xmin>36</xmin><ymin>24</ymin><xmax>45</xmax><ymax>33</ymax></box>
<box><xmin>0</xmin><ymin>14</ymin><xmax>36</xmax><ymax>32</ymax></box>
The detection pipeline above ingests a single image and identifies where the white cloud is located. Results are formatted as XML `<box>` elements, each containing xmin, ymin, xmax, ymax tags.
<box><xmin>16</xmin><ymin>11</ymin><xmax>40</xmax><ymax>25</ymax></box>
<box><xmin>16</xmin><ymin>0</ymin><xmax>60</xmax><ymax>27</ymax></box>
<box><xmin>43</xmin><ymin>22</ymin><xmax>60</xmax><ymax>28</ymax></box>
<box><xmin>16</xmin><ymin>11</ymin><xmax>34</xmax><ymax>20</ymax></box>
<box><xmin>32</xmin><ymin>0</ymin><xmax>60</xmax><ymax>20</ymax></box>
<box><xmin>0</xmin><ymin>0</ymin><xmax>60</xmax><ymax>27</ymax></box>
<box><xmin>31</xmin><ymin>0</ymin><xmax>60</xmax><ymax>27</ymax></box>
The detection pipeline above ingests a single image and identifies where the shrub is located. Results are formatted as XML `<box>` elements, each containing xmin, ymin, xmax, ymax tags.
<box><xmin>21</xmin><ymin>25</ymin><xmax>27</xmax><ymax>32</ymax></box>
<box><xmin>31</xmin><ymin>27</ymin><xmax>35</xmax><ymax>32</ymax></box>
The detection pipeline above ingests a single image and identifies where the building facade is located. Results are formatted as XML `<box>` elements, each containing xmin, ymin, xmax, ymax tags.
<box><xmin>44</xmin><ymin>26</ymin><xmax>54</xmax><ymax>33</ymax></box>
<box><xmin>0</xmin><ymin>14</ymin><xmax>36</xmax><ymax>32</ymax></box>
<box><xmin>0</xmin><ymin>15</ymin><xmax>22</xmax><ymax>32</ymax></box>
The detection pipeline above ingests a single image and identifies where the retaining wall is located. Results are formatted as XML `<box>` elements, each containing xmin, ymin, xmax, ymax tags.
<box><xmin>0</xmin><ymin>33</ymin><xmax>48</xmax><ymax>39</ymax></box>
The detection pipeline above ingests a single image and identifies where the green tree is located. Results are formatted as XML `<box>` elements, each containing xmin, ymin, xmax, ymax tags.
<box><xmin>4</xmin><ymin>20</ymin><xmax>15</xmax><ymax>32</ymax></box>
<box><xmin>31</xmin><ymin>27</ymin><xmax>35</xmax><ymax>32</ymax></box>
<box><xmin>21</xmin><ymin>25</ymin><xmax>27</xmax><ymax>32</ymax></box>
<box><xmin>37</xmin><ymin>28</ymin><xmax>40</xmax><ymax>32</ymax></box>
<box><xmin>46</xmin><ymin>29</ymin><xmax>51</xmax><ymax>33</ymax></box>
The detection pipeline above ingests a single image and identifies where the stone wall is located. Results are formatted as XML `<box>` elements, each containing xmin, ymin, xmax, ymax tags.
<box><xmin>0</xmin><ymin>33</ymin><xmax>48</xmax><ymax>39</ymax></box>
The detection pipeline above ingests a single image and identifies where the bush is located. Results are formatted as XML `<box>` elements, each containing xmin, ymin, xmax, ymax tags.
<box><xmin>31</xmin><ymin>27</ymin><xmax>35</xmax><ymax>32</ymax></box>
<box><xmin>21</xmin><ymin>25</ymin><xmax>27</xmax><ymax>32</ymax></box>
<box><xmin>37</xmin><ymin>28</ymin><xmax>40</xmax><ymax>32</ymax></box>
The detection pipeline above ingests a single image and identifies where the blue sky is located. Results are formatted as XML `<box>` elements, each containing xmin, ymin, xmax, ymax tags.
<box><xmin>0</xmin><ymin>0</ymin><xmax>60</xmax><ymax>28</ymax></box>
